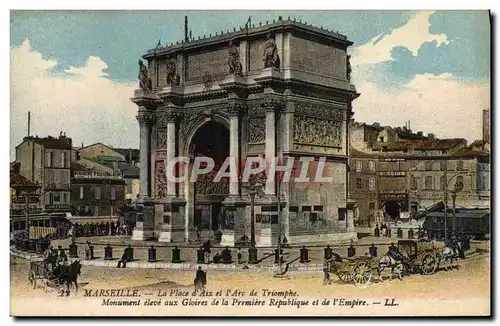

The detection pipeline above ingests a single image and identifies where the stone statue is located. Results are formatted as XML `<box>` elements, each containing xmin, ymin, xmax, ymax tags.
<box><xmin>138</xmin><ymin>60</ymin><xmax>152</xmax><ymax>91</ymax></box>
<box><xmin>346</xmin><ymin>55</ymin><xmax>352</xmax><ymax>82</ymax></box>
<box><xmin>228</xmin><ymin>41</ymin><xmax>243</xmax><ymax>76</ymax></box>
<box><xmin>263</xmin><ymin>33</ymin><xmax>280</xmax><ymax>69</ymax></box>
<box><xmin>166</xmin><ymin>59</ymin><xmax>181</xmax><ymax>86</ymax></box>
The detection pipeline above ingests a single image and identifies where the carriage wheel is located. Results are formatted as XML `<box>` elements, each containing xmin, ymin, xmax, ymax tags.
<box><xmin>28</xmin><ymin>271</ymin><xmax>36</xmax><ymax>289</ymax></box>
<box><xmin>337</xmin><ymin>271</ymin><xmax>352</xmax><ymax>283</ymax></box>
<box><xmin>352</xmin><ymin>262</ymin><xmax>372</xmax><ymax>285</ymax></box>
<box><xmin>421</xmin><ymin>254</ymin><xmax>438</xmax><ymax>275</ymax></box>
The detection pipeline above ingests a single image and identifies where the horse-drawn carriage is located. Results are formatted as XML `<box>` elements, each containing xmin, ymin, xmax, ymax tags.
<box><xmin>28</xmin><ymin>259</ymin><xmax>82</xmax><ymax>294</ymax></box>
<box><xmin>397</xmin><ymin>239</ymin><xmax>440</xmax><ymax>275</ymax></box>
<box><xmin>325</xmin><ymin>239</ymin><xmax>447</xmax><ymax>285</ymax></box>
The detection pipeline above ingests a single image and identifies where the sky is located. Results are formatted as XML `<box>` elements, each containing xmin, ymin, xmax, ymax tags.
<box><xmin>9</xmin><ymin>10</ymin><xmax>490</xmax><ymax>160</ymax></box>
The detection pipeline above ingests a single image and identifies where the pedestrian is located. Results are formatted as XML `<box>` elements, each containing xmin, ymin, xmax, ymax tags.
<box><xmin>237</xmin><ymin>248</ymin><xmax>243</xmax><ymax>264</ymax></box>
<box><xmin>85</xmin><ymin>241</ymin><xmax>93</xmax><ymax>260</ymax></box>
<box><xmin>203</xmin><ymin>240</ymin><xmax>212</xmax><ymax>264</ymax></box>
<box><xmin>323</xmin><ymin>267</ymin><xmax>331</xmax><ymax>285</ymax></box>
<box><xmin>117</xmin><ymin>251</ymin><xmax>127</xmax><ymax>268</ymax></box>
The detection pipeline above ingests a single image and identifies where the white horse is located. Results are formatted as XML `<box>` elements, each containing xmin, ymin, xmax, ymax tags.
<box><xmin>439</xmin><ymin>241</ymin><xmax>464</xmax><ymax>270</ymax></box>
<box><xmin>378</xmin><ymin>253</ymin><xmax>404</xmax><ymax>281</ymax></box>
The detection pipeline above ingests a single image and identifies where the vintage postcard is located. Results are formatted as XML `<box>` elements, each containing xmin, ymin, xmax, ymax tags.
<box><xmin>9</xmin><ymin>10</ymin><xmax>490</xmax><ymax>317</ymax></box>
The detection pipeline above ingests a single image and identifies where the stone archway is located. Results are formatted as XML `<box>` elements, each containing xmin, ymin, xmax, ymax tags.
<box><xmin>382</xmin><ymin>200</ymin><xmax>401</xmax><ymax>221</ymax></box>
<box><xmin>188</xmin><ymin>120</ymin><xmax>230</xmax><ymax>240</ymax></box>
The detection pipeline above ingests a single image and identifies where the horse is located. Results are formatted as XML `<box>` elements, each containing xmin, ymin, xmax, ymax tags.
<box><xmin>52</xmin><ymin>260</ymin><xmax>82</xmax><ymax>296</ymax></box>
<box><xmin>439</xmin><ymin>241</ymin><xmax>464</xmax><ymax>270</ymax></box>
<box><xmin>378</xmin><ymin>252</ymin><xmax>403</xmax><ymax>281</ymax></box>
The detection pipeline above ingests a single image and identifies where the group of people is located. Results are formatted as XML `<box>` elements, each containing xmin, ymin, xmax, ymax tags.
<box><xmin>71</xmin><ymin>222</ymin><xmax>132</xmax><ymax>238</ymax></box>
<box><xmin>43</xmin><ymin>245</ymin><xmax>69</xmax><ymax>272</ymax></box>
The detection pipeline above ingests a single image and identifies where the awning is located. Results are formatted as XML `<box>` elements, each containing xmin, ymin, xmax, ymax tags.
<box><xmin>424</xmin><ymin>211</ymin><xmax>489</xmax><ymax>219</ymax></box>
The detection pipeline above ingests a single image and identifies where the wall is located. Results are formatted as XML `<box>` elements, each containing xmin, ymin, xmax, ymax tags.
<box><xmin>288</xmin><ymin>160</ymin><xmax>346</xmax><ymax>235</ymax></box>
<box><xmin>289</xmin><ymin>35</ymin><xmax>346</xmax><ymax>79</ymax></box>
<box><xmin>71</xmin><ymin>181</ymin><xmax>125</xmax><ymax>216</ymax></box>
<box><xmin>186</xmin><ymin>47</ymin><xmax>229</xmax><ymax>82</ymax></box>
<box><xmin>15</xmin><ymin>141</ymin><xmax>33</xmax><ymax>182</ymax></box>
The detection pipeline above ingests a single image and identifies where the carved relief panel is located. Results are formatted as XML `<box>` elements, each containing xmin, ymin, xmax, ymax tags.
<box><xmin>157</xmin><ymin>128</ymin><xmax>168</xmax><ymax>149</ymax></box>
<box><xmin>293</xmin><ymin>103</ymin><xmax>345</xmax><ymax>148</ymax></box>
<box><xmin>247</xmin><ymin>118</ymin><xmax>266</xmax><ymax>144</ymax></box>
<box><xmin>155</xmin><ymin>160</ymin><xmax>168</xmax><ymax>198</ymax></box>
<box><xmin>246</xmin><ymin>104</ymin><xmax>266</xmax><ymax>145</ymax></box>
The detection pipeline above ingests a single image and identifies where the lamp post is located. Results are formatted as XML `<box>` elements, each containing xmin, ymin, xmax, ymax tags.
<box><xmin>244</xmin><ymin>181</ymin><xmax>263</xmax><ymax>248</ymax></box>
<box><xmin>443</xmin><ymin>173</ymin><xmax>468</xmax><ymax>242</ymax></box>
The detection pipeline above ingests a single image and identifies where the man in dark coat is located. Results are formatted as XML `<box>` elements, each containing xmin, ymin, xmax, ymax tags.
<box><xmin>203</xmin><ymin>240</ymin><xmax>212</xmax><ymax>264</ymax></box>
<box><xmin>195</xmin><ymin>266</ymin><xmax>207</xmax><ymax>286</ymax></box>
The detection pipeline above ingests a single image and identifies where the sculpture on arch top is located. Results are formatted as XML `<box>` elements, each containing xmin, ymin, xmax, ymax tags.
<box><xmin>263</xmin><ymin>33</ymin><xmax>280</xmax><ymax>69</ymax></box>
<box><xmin>138</xmin><ymin>59</ymin><xmax>152</xmax><ymax>91</ymax></box>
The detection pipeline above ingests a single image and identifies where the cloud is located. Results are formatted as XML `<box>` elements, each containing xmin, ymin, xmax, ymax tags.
<box><xmin>351</xmin><ymin>11</ymin><xmax>450</xmax><ymax>66</ymax></box>
<box><xmin>352</xmin><ymin>72</ymin><xmax>490</xmax><ymax>142</ymax></box>
<box><xmin>10</xmin><ymin>40</ymin><xmax>138</xmax><ymax>160</ymax></box>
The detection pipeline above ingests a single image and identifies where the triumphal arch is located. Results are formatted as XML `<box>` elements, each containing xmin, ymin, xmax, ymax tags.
<box><xmin>131</xmin><ymin>18</ymin><xmax>359</xmax><ymax>246</ymax></box>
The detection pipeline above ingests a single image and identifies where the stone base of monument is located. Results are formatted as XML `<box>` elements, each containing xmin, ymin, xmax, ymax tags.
<box><xmin>256</xmin><ymin>227</ymin><xmax>276</xmax><ymax>247</ymax></box>
<box><xmin>287</xmin><ymin>231</ymin><xmax>358</xmax><ymax>245</ymax></box>
<box><xmin>131</xmin><ymin>229</ymin><xmax>154</xmax><ymax>241</ymax></box>
<box><xmin>220</xmin><ymin>230</ymin><xmax>242</xmax><ymax>247</ymax></box>
<box><xmin>158</xmin><ymin>228</ymin><xmax>185</xmax><ymax>243</ymax></box>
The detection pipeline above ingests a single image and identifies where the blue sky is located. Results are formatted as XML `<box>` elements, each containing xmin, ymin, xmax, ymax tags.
<box><xmin>9</xmin><ymin>10</ymin><xmax>490</xmax><ymax>158</ymax></box>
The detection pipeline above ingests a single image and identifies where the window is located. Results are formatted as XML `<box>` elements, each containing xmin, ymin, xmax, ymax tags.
<box><xmin>47</xmin><ymin>152</ymin><xmax>53</xmax><ymax>167</ymax></box>
<box><xmin>456</xmin><ymin>161</ymin><xmax>464</xmax><ymax>171</ymax></box>
<box><xmin>356</xmin><ymin>178</ymin><xmax>362</xmax><ymax>189</ymax></box>
<box><xmin>440</xmin><ymin>161</ymin><xmax>447</xmax><ymax>171</ymax></box>
<box><xmin>61</xmin><ymin>152</ymin><xmax>67</xmax><ymax>168</ymax></box>
<box><xmin>440</xmin><ymin>176</ymin><xmax>447</xmax><ymax>190</ymax></box>
<box><xmin>425</xmin><ymin>161</ymin><xmax>434</xmax><ymax>171</ymax></box>
<box><xmin>111</xmin><ymin>187</ymin><xmax>116</xmax><ymax>200</ymax></box>
<box><xmin>79</xmin><ymin>186</ymin><xmax>84</xmax><ymax>199</ymax></box>
<box><xmin>456</xmin><ymin>176</ymin><xmax>464</xmax><ymax>187</ymax></box>
<box><xmin>425</xmin><ymin>176</ymin><xmax>433</xmax><ymax>190</ymax></box>
<box><xmin>93</xmin><ymin>206</ymin><xmax>99</xmax><ymax>216</ymax></box>
<box><xmin>95</xmin><ymin>186</ymin><xmax>101</xmax><ymax>199</ymax></box>
<box><xmin>369</xmin><ymin>177</ymin><xmax>376</xmax><ymax>191</ymax></box>
<box><xmin>369</xmin><ymin>202</ymin><xmax>375</xmax><ymax>210</ymax></box>
<box><xmin>369</xmin><ymin>161</ymin><xmax>375</xmax><ymax>171</ymax></box>
<box><xmin>356</xmin><ymin>161</ymin><xmax>362</xmax><ymax>172</ymax></box>
<box><xmin>338</xmin><ymin>208</ymin><xmax>346</xmax><ymax>221</ymax></box>
<box><xmin>410</xmin><ymin>176</ymin><xmax>418</xmax><ymax>190</ymax></box>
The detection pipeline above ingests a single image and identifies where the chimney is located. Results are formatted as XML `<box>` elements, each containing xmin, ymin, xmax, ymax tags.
<box><xmin>184</xmin><ymin>16</ymin><xmax>189</xmax><ymax>42</ymax></box>
<box><xmin>428</xmin><ymin>133</ymin><xmax>435</xmax><ymax>140</ymax></box>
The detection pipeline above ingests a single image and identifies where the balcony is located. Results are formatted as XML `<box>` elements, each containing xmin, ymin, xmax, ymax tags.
<box><xmin>73</xmin><ymin>171</ymin><xmax>123</xmax><ymax>180</ymax></box>
<box><xmin>10</xmin><ymin>206</ymin><xmax>43</xmax><ymax>216</ymax></box>
<box><xmin>45</xmin><ymin>204</ymin><xmax>72</xmax><ymax>211</ymax></box>
<box><xmin>45</xmin><ymin>183</ymin><xmax>71</xmax><ymax>190</ymax></box>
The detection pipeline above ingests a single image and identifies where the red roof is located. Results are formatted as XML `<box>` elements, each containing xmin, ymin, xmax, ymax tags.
<box><xmin>372</xmin><ymin>138</ymin><xmax>466</xmax><ymax>152</ymax></box>
<box><xmin>450</xmin><ymin>148</ymin><xmax>490</xmax><ymax>158</ymax></box>
<box><xmin>10</xmin><ymin>173</ymin><xmax>39</xmax><ymax>189</ymax></box>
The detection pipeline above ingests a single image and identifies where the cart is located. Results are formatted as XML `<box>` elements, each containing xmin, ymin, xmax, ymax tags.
<box><xmin>327</xmin><ymin>256</ymin><xmax>379</xmax><ymax>285</ymax></box>
<box><xmin>397</xmin><ymin>239</ymin><xmax>439</xmax><ymax>275</ymax></box>
<box><xmin>28</xmin><ymin>261</ymin><xmax>62</xmax><ymax>290</ymax></box>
